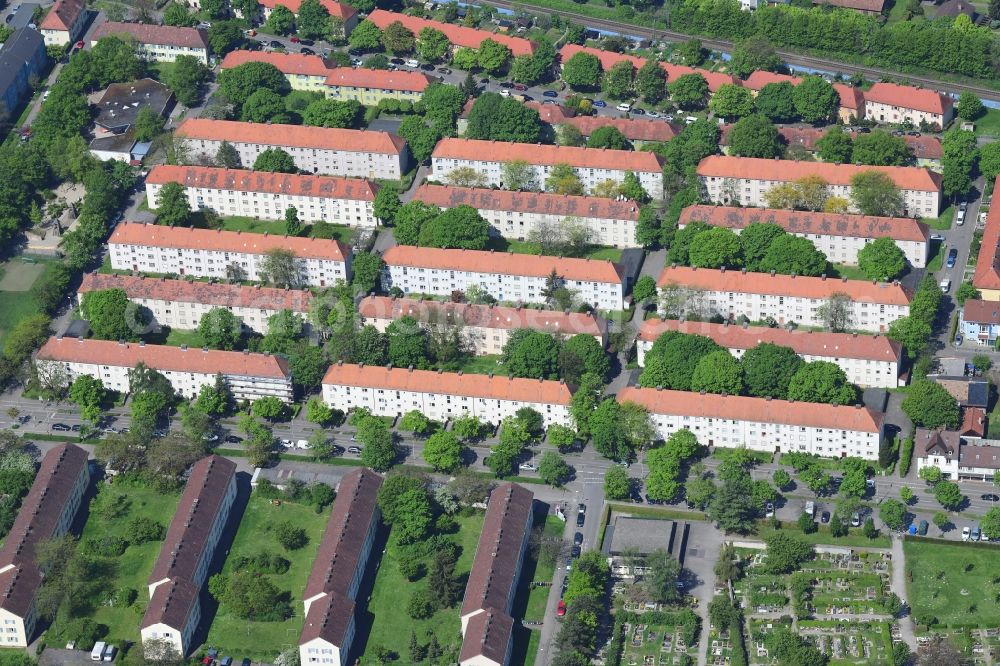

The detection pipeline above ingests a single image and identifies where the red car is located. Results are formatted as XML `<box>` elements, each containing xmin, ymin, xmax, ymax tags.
<box><xmin>513</xmin><ymin>83</ymin><xmax>527</xmax><ymax>91</ymax></box>
<box><xmin>556</xmin><ymin>600</ymin><xmax>566</xmax><ymax>617</ymax></box>
<box><xmin>290</xmin><ymin>35</ymin><xmax>300</xmax><ymax>43</ymax></box>
<box><xmin>74</xmin><ymin>40</ymin><xmax>84</xmax><ymax>49</ymax></box>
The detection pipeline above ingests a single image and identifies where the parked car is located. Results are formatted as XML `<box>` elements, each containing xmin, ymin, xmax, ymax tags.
<box><xmin>202</xmin><ymin>433</ymin><xmax>219</xmax><ymax>442</ymax></box>
<box><xmin>499</xmin><ymin>89</ymin><xmax>510</xmax><ymax>97</ymax></box>
<box><xmin>347</xmin><ymin>446</ymin><xmax>362</xmax><ymax>454</ymax></box>
<box><xmin>982</xmin><ymin>493</ymin><xmax>1000</xmax><ymax>502</ymax></box>
<box><xmin>955</xmin><ymin>334</ymin><xmax>964</xmax><ymax>346</ymax></box>
<box><xmin>851</xmin><ymin>512</ymin><xmax>861</xmax><ymax>527</ymax></box>
<box><xmin>519</xmin><ymin>463</ymin><xmax>537</xmax><ymax>471</ymax></box>
<box><xmin>437</xmin><ymin>67</ymin><xmax>452</xmax><ymax>74</ymax></box>
<box><xmin>593</xmin><ymin>99</ymin><xmax>607</xmax><ymax>108</ymax></box>
<box><xmin>972</xmin><ymin>526</ymin><xmax>982</xmax><ymax>541</ymax></box>
<box><xmin>268</xmin><ymin>40</ymin><xmax>283</xmax><ymax>48</ymax></box>
<box><xmin>576</xmin><ymin>512</ymin><xmax>585</xmax><ymax>527</ymax></box>
<box><xmin>574</xmin><ymin>532</ymin><xmax>583</xmax><ymax>545</ymax></box>
<box><xmin>918</xmin><ymin>520</ymin><xmax>928</xmax><ymax>536</ymax></box>
<box><xmin>521</xmin><ymin>95</ymin><xmax>534</xmax><ymax>102</ymax></box>
<box><xmin>578</xmin><ymin>503</ymin><xmax>586</xmax><ymax>514</ymax></box>
<box><xmin>52</xmin><ymin>423</ymin><xmax>71</xmax><ymax>432</ymax></box>
<box><xmin>225</xmin><ymin>435</ymin><xmax>242</xmax><ymax>444</ymax></box>
<box><xmin>615</xmin><ymin>102</ymin><xmax>631</xmax><ymax>112</ymax></box>
<box><xmin>940</xmin><ymin>278</ymin><xmax>952</xmax><ymax>293</ymax></box>
<box><xmin>421</xmin><ymin>63</ymin><xmax>436</xmax><ymax>71</ymax></box>
<box><xmin>299</xmin><ymin>38</ymin><xmax>314</xmax><ymax>45</ymax></box>
<box><xmin>557</xmin><ymin>600</ymin><xmax>567</xmax><ymax>616</ymax></box>
<box><xmin>289</xmin><ymin>35</ymin><xmax>300</xmax><ymax>42</ymax></box>
<box><xmin>957</xmin><ymin>208</ymin><xmax>966</xmax><ymax>225</ymax></box>
<box><xmin>946</xmin><ymin>248</ymin><xmax>958</xmax><ymax>268</ymax></box>
<box><xmin>571</xmin><ymin>545</ymin><xmax>581</xmax><ymax>557</ymax></box>
<box><xmin>300</xmin><ymin>47</ymin><xmax>315</xmax><ymax>55</ymax></box>
<box><xmin>821</xmin><ymin>511</ymin><xmax>831</xmax><ymax>524</ymax></box>
<box><xmin>631</xmin><ymin>107</ymin><xmax>645</xmax><ymax>115</ymax></box>
<box><xmin>566</xmin><ymin>557</ymin><xmax>573</xmax><ymax>571</ymax></box>
<box><xmin>930</xmin><ymin>233</ymin><xmax>945</xmax><ymax>241</ymax></box>
<box><xmin>405</xmin><ymin>59</ymin><xmax>419</xmax><ymax>68</ymax></box>
<box><xmin>390</xmin><ymin>58</ymin><xmax>405</xmax><ymax>65</ymax></box>
<box><xmin>543</xmin><ymin>90</ymin><xmax>558</xmax><ymax>97</ymax></box>
<box><xmin>764</xmin><ymin>502</ymin><xmax>774</xmax><ymax>517</ymax></box>
<box><xmin>963</xmin><ymin>526</ymin><xmax>972</xmax><ymax>541</ymax></box>
<box><xmin>513</xmin><ymin>83</ymin><xmax>527</xmax><ymax>91</ymax></box>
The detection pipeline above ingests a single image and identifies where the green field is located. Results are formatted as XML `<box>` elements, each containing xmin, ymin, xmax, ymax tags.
<box><xmin>927</xmin><ymin>239</ymin><xmax>945</xmax><ymax>271</ymax></box>
<box><xmin>923</xmin><ymin>205</ymin><xmax>954</xmax><ymax>231</ymax></box>
<box><xmin>904</xmin><ymin>538</ymin><xmax>1000</xmax><ymax>627</ymax></box>
<box><xmin>46</xmin><ymin>478</ymin><xmax>182</xmax><ymax>647</ymax></box>
<box><xmin>973</xmin><ymin>109</ymin><xmax>1000</xmax><ymax>138</ymax></box>
<box><xmin>757</xmin><ymin>522</ymin><xmax>890</xmax><ymax>549</ymax></box>
<box><xmin>486</xmin><ymin>237</ymin><xmax>623</xmax><ymax>262</ymax></box>
<box><xmin>0</xmin><ymin>257</ymin><xmax>58</xmax><ymax>352</ymax></box>
<box><xmin>456</xmin><ymin>354</ymin><xmax>503</xmax><ymax>375</ymax></box>
<box><xmin>831</xmin><ymin>263</ymin><xmax>868</xmax><ymax>281</ymax></box>
<box><xmin>202</xmin><ymin>493</ymin><xmax>331</xmax><ymax>660</ymax></box>
<box><xmin>361</xmin><ymin>510</ymin><xmax>485</xmax><ymax>662</ymax></box>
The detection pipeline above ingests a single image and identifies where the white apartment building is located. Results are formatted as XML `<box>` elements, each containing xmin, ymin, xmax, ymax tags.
<box><xmin>39</xmin><ymin>0</ymin><xmax>87</xmax><ymax>46</ymax></box>
<box><xmin>619</xmin><ymin>386</ymin><xmax>884</xmax><ymax>459</ymax></box>
<box><xmin>175</xmin><ymin>119</ymin><xmax>408</xmax><ymax>179</ymax></box>
<box><xmin>321</xmin><ymin>362</ymin><xmax>573</xmax><ymax>427</ymax></box>
<box><xmin>141</xmin><ymin>456</ymin><xmax>237</xmax><ymax>657</ymax></box>
<box><xmin>0</xmin><ymin>445</ymin><xmax>89</xmax><ymax>648</ymax></box>
<box><xmin>220</xmin><ymin>51</ymin><xmax>333</xmax><ymax>93</ymax></box>
<box><xmin>145</xmin><ymin>165</ymin><xmax>379</xmax><ymax>227</ymax></box>
<box><xmin>299</xmin><ymin>469</ymin><xmax>383</xmax><ymax>666</ymax></box>
<box><xmin>78</xmin><ymin>273</ymin><xmax>312</xmax><ymax>336</ymax></box>
<box><xmin>366</xmin><ymin>9</ymin><xmax>535</xmax><ymax>57</ymax></box>
<box><xmin>36</xmin><ymin>337</ymin><xmax>295</xmax><ymax>402</ymax></box>
<box><xmin>430</xmin><ymin>138</ymin><xmax>664</xmax><ymax>200</ymax></box>
<box><xmin>697</xmin><ymin>156</ymin><xmax>942</xmax><ymax>219</ymax></box>
<box><xmin>412</xmin><ymin>184</ymin><xmax>642</xmax><ymax>248</ymax></box>
<box><xmin>358</xmin><ymin>296</ymin><xmax>607</xmax><ymax>356</ymax></box>
<box><xmin>863</xmin><ymin>82</ymin><xmax>954</xmax><ymax>129</ymax></box>
<box><xmin>679</xmin><ymin>205</ymin><xmax>930</xmax><ymax>268</ymax></box>
<box><xmin>637</xmin><ymin>319</ymin><xmax>902</xmax><ymax>388</ymax></box>
<box><xmin>915</xmin><ymin>429</ymin><xmax>1000</xmax><ymax>482</ymax></box>
<box><xmin>382</xmin><ymin>246</ymin><xmax>626</xmax><ymax>311</ymax></box>
<box><xmin>324</xmin><ymin>67</ymin><xmax>433</xmax><ymax>105</ymax></box>
<box><xmin>657</xmin><ymin>266</ymin><xmax>912</xmax><ymax>333</ymax></box>
<box><xmin>108</xmin><ymin>222</ymin><xmax>351</xmax><ymax>288</ymax></box>
<box><xmin>90</xmin><ymin>22</ymin><xmax>209</xmax><ymax>63</ymax></box>
<box><xmin>257</xmin><ymin>0</ymin><xmax>358</xmax><ymax>37</ymax></box>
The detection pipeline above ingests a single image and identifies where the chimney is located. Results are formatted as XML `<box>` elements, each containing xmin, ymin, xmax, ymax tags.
<box><xmin>770</xmin><ymin>270</ymin><xmax>776</xmax><ymax>276</ymax></box>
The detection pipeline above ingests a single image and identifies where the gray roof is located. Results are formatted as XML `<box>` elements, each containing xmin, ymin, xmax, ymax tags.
<box><xmin>608</xmin><ymin>517</ymin><xmax>688</xmax><ymax>561</ymax></box>
<box><xmin>0</xmin><ymin>28</ymin><xmax>45</xmax><ymax>102</ymax></box>
<box><xmin>95</xmin><ymin>78</ymin><xmax>173</xmax><ymax>133</ymax></box>
<box><xmin>9</xmin><ymin>4</ymin><xmax>40</xmax><ymax>29</ymax></box>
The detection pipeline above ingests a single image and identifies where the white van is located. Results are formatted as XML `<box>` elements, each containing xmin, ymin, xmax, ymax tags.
<box><xmin>805</xmin><ymin>501</ymin><xmax>815</xmax><ymax>518</ymax></box>
<box><xmin>956</xmin><ymin>208</ymin><xmax>966</xmax><ymax>225</ymax></box>
<box><xmin>91</xmin><ymin>642</ymin><xmax>106</xmax><ymax>661</ymax></box>
<box><xmin>616</xmin><ymin>102</ymin><xmax>631</xmax><ymax>112</ymax></box>
<box><xmin>940</xmin><ymin>278</ymin><xmax>952</xmax><ymax>293</ymax></box>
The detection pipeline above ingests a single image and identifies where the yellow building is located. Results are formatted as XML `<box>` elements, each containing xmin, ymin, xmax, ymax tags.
<box><xmin>324</xmin><ymin>68</ymin><xmax>433</xmax><ymax>105</ymax></box>
<box><xmin>220</xmin><ymin>51</ymin><xmax>330</xmax><ymax>93</ymax></box>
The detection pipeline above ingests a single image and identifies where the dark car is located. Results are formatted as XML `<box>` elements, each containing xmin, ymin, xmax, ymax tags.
<box><xmin>329</xmin><ymin>445</ymin><xmax>345</xmax><ymax>456</ymax></box>
<box><xmin>983</xmin><ymin>494</ymin><xmax>1000</xmax><ymax>502</ymax></box>
<box><xmin>390</xmin><ymin>57</ymin><xmax>405</xmax><ymax>65</ymax></box>
<box><xmin>52</xmin><ymin>423</ymin><xmax>71</xmax><ymax>432</ymax></box>
<box><xmin>946</xmin><ymin>248</ymin><xmax>958</xmax><ymax>268</ymax></box>
<box><xmin>543</xmin><ymin>90</ymin><xmax>558</xmax><ymax>97</ymax></box>
<box><xmin>821</xmin><ymin>511</ymin><xmax>831</xmax><ymax>524</ymax></box>
<box><xmin>573</xmin><ymin>532</ymin><xmax>583</xmax><ymax>545</ymax></box>
<box><xmin>630</xmin><ymin>107</ymin><xmax>645</xmax><ymax>115</ymax></box>
<box><xmin>437</xmin><ymin>67</ymin><xmax>452</xmax><ymax>74</ymax></box>
<box><xmin>908</xmin><ymin>131</ymin><xmax>921</xmax><ymax>137</ymax></box>
<box><xmin>300</xmin><ymin>47</ymin><xmax>315</xmax><ymax>55</ymax></box>
<box><xmin>225</xmin><ymin>435</ymin><xmax>243</xmax><ymax>444</ymax></box>
<box><xmin>576</xmin><ymin>512</ymin><xmax>585</xmax><ymax>527</ymax></box>
<box><xmin>245</xmin><ymin>39</ymin><xmax>263</xmax><ymax>51</ymax></box>
<box><xmin>593</xmin><ymin>99</ymin><xmax>607</xmax><ymax>108</ymax></box>
<box><xmin>857</xmin><ymin>126</ymin><xmax>871</xmax><ymax>133</ymax></box>
<box><xmin>348</xmin><ymin>48</ymin><xmax>363</xmax><ymax>56</ymax></box>
<box><xmin>268</xmin><ymin>40</ymin><xmax>283</xmax><ymax>48</ymax></box>
<box><xmin>4</xmin><ymin>14</ymin><xmax>12</xmax><ymax>23</ymax></box>
<box><xmin>578</xmin><ymin>503</ymin><xmax>586</xmax><ymax>514</ymax></box>
<box><xmin>521</xmin><ymin>95</ymin><xmax>534</xmax><ymax>102</ymax></box>
<box><xmin>571</xmin><ymin>545</ymin><xmax>581</xmax><ymax>557</ymax></box>
<box><xmin>421</xmin><ymin>63</ymin><xmax>436</xmax><ymax>71</ymax></box>
<box><xmin>299</xmin><ymin>38</ymin><xmax>314</xmax><ymax>45</ymax></box>
<box><xmin>499</xmin><ymin>81</ymin><xmax>515</xmax><ymax>89</ymax></box>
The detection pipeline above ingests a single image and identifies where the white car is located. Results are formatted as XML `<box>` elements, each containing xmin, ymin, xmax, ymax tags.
<box><xmin>405</xmin><ymin>59</ymin><xmax>419</xmax><ymax>68</ymax></box>
<box><xmin>615</xmin><ymin>102</ymin><xmax>632</xmax><ymax>112</ymax></box>
<box><xmin>519</xmin><ymin>463</ymin><xmax>537</xmax><ymax>472</ymax></box>
<box><xmin>962</xmin><ymin>526</ymin><xmax>972</xmax><ymax>541</ymax></box>
<box><xmin>499</xmin><ymin>88</ymin><xmax>510</xmax><ymax>97</ymax></box>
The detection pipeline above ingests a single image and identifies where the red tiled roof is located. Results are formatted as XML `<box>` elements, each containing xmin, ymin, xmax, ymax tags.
<box><xmin>146</xmin><ymin>164</ymin><xmax>378</xmax><ymax>201</ymax></box>
<box><xmin>324</xmin><ymin>67</ymin><xmax>433</xmax><ymax>92</ymax></box>
<box><xmin>366</xmin><ymin>10</ymin><xmax>534</xmax><ymax>56</ymax></box>
<box><xmin>697</xmin><ymin>155</ymin><xmax>942</xmax><ymax>192</ymax></box>
<box><xmin>974</xmin><ymin>178</ymin><xmax>1000</xmax><ymax>290</ymax></box>
<box><xmin>638</xmin><ymin>319</ymin><xmax>902</xmax><ymax>363</ymax></box>
<box><xmin>618</xmin><ymin>386</ymin><xmax>884</xmax><ymax>432</ymax></box>
<box><xmin>432</xmin><ymin>137</ymin><xmax>663</xmax><ymax>173</ymax></box>
<box><xmin>258</xmin><ymin>0</ymin><xmax>357</xmax><ymax>20</ymax></box>
<box><xmin>834</xmin><ymin>83</ymin><xmax>865</xmax><ymax>111</ymax></box>
<box><xmin>962</xmin><ymin>299</ymin><xmax>1000</xmax><ymax>325</ymax></box>
<box><xmin>814</xmin><ymin>0</ymin><xmax>886</xmax><ymax>12</ymax></box>
<box><xmin>412</xmin><ymin>183</ymin><xmax>640</xmax><ymax>221</ymax></box>
<box><xmin>865</xmin><ymin>82</ymin><xmax>954</xmax><ymax>116</ymax></box>
<box><xmin>562</xmin><ymin>114</ymin><xmax>679</xmax><ymax>143</ymax></box>
<box><xmin>679</xmin><ymin>204</ymin><xmax>930</xmax><ymax>242</ymax></box>
<box><xmin>961</xmin><ymin>406</ymin><xmax>987</xmax><ymax>438</ymax></box>
<box><xmin>0</xmin><ymin>564</ymin><xmax>43</xmax><ymax>619</ymax></box>
<box><xmin>322</xmin><ymin>362</ymin><xmax>573</xmax><ymax>404</ymax></box>
<box><xmin>300</xmin><ymin>591</ymin><xmax>355</xmax><ymax>646</ymax></box>
<box><xmin>109</xmin><ymin>221</ymin><xmax>348</xmax><ymax>263</ymax></box>
<box><xmin>40</xmin><ymin>0</ymin><xmax>84</xmax><ymax>31</ymax></box>
<box><xmin>359</xmin><ymin>295</ymin><xmax>606</xmax><ymax>337</ymax></box>
<box><xmin>742</xmin><ymin>70</ymin><xmax>801</xmax><ymax>91</ymax></box>
<box><xmin>461</xmin><ymin>483</ymin><xmax>534</xmax><ymax>617</ymax></box>
<box><xmin>383</xmin><ymin>245</ymin><xmax>623</xmax><ymax>284</ymax></box>
<box><xmin>78</xmin><ymin>273</ymin><xmax>312</xmax><ymax>313</ymax></box>
<box><xmin>37</xmin><ymin>337</ymin><xmax>292</xmax><ymax>379</ymax></box>
<box><xmin>524</xmin><ymin>101</ymin><xmax>573</xmax><ymax>124</ymax></box>
<box><xmin>719</xmin><ymin>125</ymin><xmax>941</xmax><ymax>160</ymax></box>
<box><xmin>460</xmin><ymin>610</ymin><xmax>516</xmax><ymax>663</ymax></box>
<box><xmin>92</xmin><ymin>21</ymin><xmax>208</xmax><ymax>49</ymax></box>
<box><xmin>656</xmin><ymin>266</ymin><xmax>912</xmax><ymax>305</ymax></box>
<box><xmin>141</xmin><ymin>577</ymin><xmax>200</xmax><ymax>632</ymax></box>
<box><xmin>175</xmin><ymin>118</ymin><xmax>407</xmax><ymax>155</ymax></box>
<box><xmin>557</xmin><ymin>44</ymin><xmax>735</xmax><ymax>92</ymax></box>
<box><xmin>661</xmin><ymin>62</ymin><xmax>737</xmax><ymax>93</ymax></box>
<box><xmin>221</xmin><ymin>50</ymin><xmax>331</xmax><ymax>77</ymax></box>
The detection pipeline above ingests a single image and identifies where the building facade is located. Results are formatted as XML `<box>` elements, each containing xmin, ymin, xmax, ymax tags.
<box><xmin>366</xmin><ymin>9</ymin><xmax>534</xmax><ymax>57</ymax></box>
<box><xmin>141</xmin><ymin>456</ymin><xmax>237</xmax><ymax>657</ymax></box>
<box><xmin>619</xmin><ymin>386</ymin><xmax>884</xmax><ymax>459</ymax></box>
<box><xmin>324</xmin><ymin>67</ymin><xmax>432</xmax><ymax>104</ymax></box>
<box><xmin>697</xmin><ymin>155</ymin><xmax>942</xmax><ymax>218</ymax></box>
<box><xmin>220</xmin><ymin>50</ymin><xmax>332</xmax><ymax>92</ymax></box>
<box><xmin>175</xmin><ymin>119</ymin><xmax>408</xmax><ymax>179</ymax></box>
<box><xmin>145</xmin><ymin>165</ymin><xmax>379</xmax><ymax>227</ymax></box>
<box><xmin>382</xmin><ymin>245</ymin><xmax>626</xmax><ymax>311</ymax></box>
<box><xmin>657</xmin><ymin>266</ymin><xmax>911</xmax><ymax>333</ymax></box>
<box><xmin>913</xmin><ymin>429</ymin><xmax>1000</xmax><ymax>482</ymax></box>
<box><xmin>678</xmin><ymin>205</ymin><xmax>930</xmax><ymax>268</ymax></box>
<box><xmin>36</xmin><ymin>337</ymin><xmax>295</xmax><ymax>402</ymax></box>
<box><xmin>0</xmin><ymin>28</ymin><xmax>47</xmax><ymax>120</ymax></box>
<box><xmin>299</xmin><ymin>469</ymin><xmax>383</xmax><ymax>666</ymax></box>
<box><xmin>39</xmin><ymin>0</ymin><xmax>87</xmax><ymax>46</ymax></box>
<box><xmin>321</xmin><ymin>362</ymin><xmax>573</xmax><ymax>427</ymax></box>
<box><xmin>358</xmin><ymin>296</ymin><xmax>607</xmax><ymax>355</ymax></box>
<box><xmin>863</xmin><ymin>82</ymin><xmax>954</xmax><ymax>129</ymax></box>
<box><xmin>0</xmin><ymin>445</ymin><xmax>89</xmax><ymax>648</ymax></box>
<box><xmin>973</xmin><ymin>178</ymin><xmax>1000</xmax><ymax>300</ymax></box>
<box><xmin>411</xmin><ymin>184</ymin><xmax>642</xmax><ymax>248</ymax></box>
<box><xmin>108</xmin><ymin>222</ymin><xmax>352</xmax><ymax>287</ymax></box>
<box><xmin>637</xmin><ymin>319</ymin><xmax>902</xmax><ymax>388</ymax></box>
<box><xmin>77</xmin><ymin>273</ymin><xmax>312</xmax><ymax>335</ymax></box>
<box><xmin>90</xmin><ymin>22</ymin><xmax>209</xmax><ymax>63</ymax></box>
<box><xmin>959</xmin><ymin>299</ymin><xmax>1000</xmax><ymax>347</ymax></box>
<box><xmin>430</xmin><ymin>138</ymin><xmax>664</xmax><ymax>200</ymax></box>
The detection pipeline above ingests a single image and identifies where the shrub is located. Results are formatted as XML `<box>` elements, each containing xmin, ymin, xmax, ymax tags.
<box><xmin>84</xmin><ymin>535</ymin><xmax>128</xmax><ymax>557</ymax></box>
<box><xmin>274</xmin><ymin>521</ymin><xmax>308</xmax><ymax>550</ymax></box>
<box><xmin>407</xmin><ymin>588</ymin><xmax>436</xmax><ymax>619</ymax></box>
<box><xmin>125</xmin><ymin>516</ymin><xmax>165</xmax><ymax>545</ymax></box>
<box><xmin>231</xmin><ymin>551</ymin><xmax>291</xmax><ymax>575</ymax></box>
<box><xmin>399</xmin><ymin>558</ymin><xmax>426</xmax><ymax>581</ymax></box>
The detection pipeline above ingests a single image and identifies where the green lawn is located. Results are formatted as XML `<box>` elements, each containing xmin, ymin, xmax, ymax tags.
<box><xmin>973</xmin><ymin>109</ymin><xmax>1000</xmax><ymax>138</ymax></box>
<box><xmin>514</xmin><ymin>514</ymin><xmax>564</xmax><ymax>623</ymax></box>
<box><xmin>46</xmin><ymin>478</ymin><xmax>182</xmax><ymax>647</ymax></box>
<box><xmin>0</xmin><ymin>257</ymin><xmax>60</xmax><ymax>353</ymax></box>
<box><xmin>456</xmin><ymin>354</ymin><xmax>503</xmax><ymax>375</ymax></box>
<box><xmin>202</xmin><ymin>493</ymin><xmax>331</xmax><ymax>660</ymax></box>
<box><xmin>831</xmin><ymin>263</ymin><xmax>868</xmax><ymax>281</ymax></box>
<box><xmin>757</xmin><ymin>522</ymin><xmax>890</xmax><ymax>549</ymax></box>
<box><xmin>161</xmin><ymin>327</ymin><xmax>207</xmax><ymax>348</ymax></box>
<box><xmin>214</xmin><ymin>216</ymin><xmax>355</xmax><ymax>243</ymax></box>
<box><xmin>361</xmin><ymin>511</ymin><xmax>485</xmax><ymax>661</ymax></box>
<box><xmin>904</xmin><ymin>538</ymin><xmax>1000</xmax><ymax>627</ymax></box>
<box><xmin>923</xmin><ymin>205</ymin><xmax>954</xmax><ymax>231</ymax></box>
<box><xmin>485</xmin><ymin>237</ymin><xmax>623</xmax><ymax>262</ymax></box>
<box><xmin>927</xmin><ymin>239</ymin><xmax>945</xmax><ymax>272</ymax></box>
<box><xmin>149</xmin><ymin>61</ymin><xmax>177</xmax><ymax>84</ymax></box>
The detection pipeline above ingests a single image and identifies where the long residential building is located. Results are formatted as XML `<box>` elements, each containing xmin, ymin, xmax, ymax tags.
<box><xmin>656</xmin><ymin>266</ymin><xmax>911</xmax><ymax>333</ymax></box>
<box><xmin>108</xmin><ymin>222</ymin><xmax>352</xmax><ymax>287</ymax></box>
<box><xmin>863</xmin><ymin>82</ymin><xmax>954</xmax><ymax>129</ymax></box>
<box><xmin>0</xmin><ymin>445</ymin><xmax>89</xmax><ymax>648</ymax></box>
<box><xmin>358</xmin><ymin>295</ymin><xmax>607</xmax><ymax>355</ymax></box>
<box><xmin>36</xmin><ymin>337</ymin><xmax>295</xmax><ymax>402</ymax></box>
<box><xmin>220</xmin><ymin>50</ymin><xmax>334</xmax><ymax>92</ymax></box>
<box><xmin>382</xmin><ymin>245</ymin><xmax>626</xmax><ymax>311</ymax></box>
<box><xmin>696</xmin><ymin>155</ymin><xmax>942</xmax><ymax>218</ymax></box>
<box><xmin>915</xmin><ymin>429</ymin><xmax>1000</xmax><ymax>482</ymax></box>
<box><xmin>430</xmin><ymin>138</ymin><xmax>664</xmax><ymax>200</ymax></box>
<box><xmin>678</xmin><ymin>205</ymin><xmax>930</xmax><ymax>268</ymax></box>
<box><xmin>637</xmin><ymin>319</ymin><xmax>902</xmax><ymax>388</ymax></box>
<box><xmin>557</xmin><ymin>44</ymin><xmax>737</xmax><ymax>92</ymax></box>
<box><xmin>959</xmin><ymin>299</ymin><xmax>1000</xmax><ymax>347</ymax></box>
<box><xmin>299</xmin><ymin>468</ymin><xmax>383</xmax><ymax>666</ymax></box>
<box><xmin>411</xmin><ymin>183</ymin><xmax>642</xmax><ymax>247</ymax></box>
<box><xmin>175</xmin><ymin>119</ymin><xmax>408</xmax><ymax>179</ymax></box>
<box><xmin>556</xmin><ymin>113</ymin><xmax>679</xmax><ymax>146</ymax></box>
<box><xmin>90</xmin><ymin>22</ymin><xmax>209</xmax><ymax>63</ymax></box>
<box><xmin>256</xmin><ymin>0</ymin><xmax>358</xmax><ymax>36</ymax></box>
<box><xmin>366</xmin><ymin>9</ymin><xmax>535</xmax><ymax>57</ymax></box>
<box><xmin>39</xmin><ymin>0</ymin><xmax>87</xmax><ymax>46</ymax></box>
<box><xmin>77</xmin><ymin>273</ymin><xmax>312</xmax><ymax>335</ymax></box>
<box><xmin>619</xmin><ymin>386</ymin><xmax>884</xmax><ymax>459</ymax></box>
<box><xmin>321</xmin><ymin>362</ymin><xmax>573</xmax><ymax>427</ymax></box>
<box><xmin>141</xmin><ymin>456</ymin><xmax>237</xmax><ymax>657</ymax></box>
<box><xmin>973</xmin><ymin>179</ymin><xmax>1000</xmax><ymax>300</ymax></box>
<box><xmin>324</xmin><ymin>67</ymin><xmax>434</xmax><ymax>105</ymax></box>
<box><xmin>740</xmin><ymin>71</ymin><xmax>863</xmax><ymax>124</ymax></box>
<box><xmin>145</xmin><ymin>165</ymin><xmax>380</xmax><ymax>227</ymax></box>
<box><xmin>459</xmin><ymin>483</ymin><xmax>534</xmax><ymax>666</ymax></box>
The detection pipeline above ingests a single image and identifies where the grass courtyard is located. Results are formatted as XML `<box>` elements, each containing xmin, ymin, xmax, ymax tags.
<box><xmin>904</xmin><ymin>538</ymin><xmax>1000</xmax><ymax>628</ymax></box>
<box><xmin>513</xmin><ymin>513</ymin><xmax>564</xmax><ymax>623</ymax></box>
<box><xmin>923</xmin><ymin>204</ymin><xmax>954</xmax><ymax>231</ymax></box>
<box><xmin>0</xmin><ymin>257</ymin><xmax>58</xmax><ymax>352</ymax></box>
<box><xmin>486</xmin><ymin>237</ymin><xmax>624</xmax><ymax>262</ymax></box>
<box><xmin>201</xmin><ymin>492</ymin><xmax>331</xmax><ymax>660</ymax></box>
